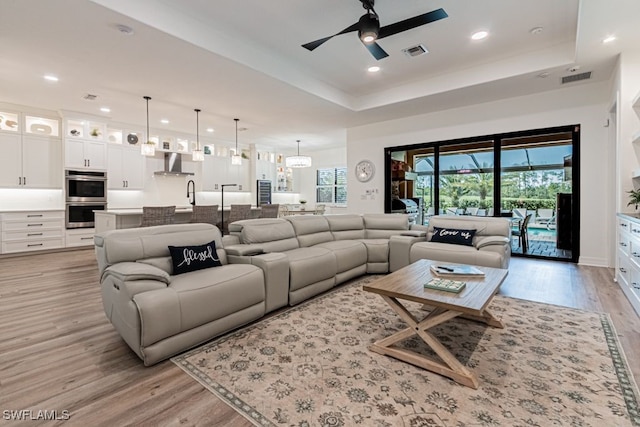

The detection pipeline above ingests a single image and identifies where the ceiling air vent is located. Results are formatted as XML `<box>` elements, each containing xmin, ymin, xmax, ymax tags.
<box><xmin>83</xmin><ymin>93</ymin><xmax>98</xmax><ymax>101</ymax></box>
<box><xmin>402</xmin><ymin>44</ymin><xmax>429</xmax><ymax>58</ymax></box>
<box><xmin>561</xmin><ymin>71</ymin><xmax>591</xmax><ymax>84</ymax></box>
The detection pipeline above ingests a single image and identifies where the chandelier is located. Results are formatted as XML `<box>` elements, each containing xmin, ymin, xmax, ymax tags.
<box><xmin>285</xmin><ymin>140</ymin><xmax>312</xmax><ymax>168</ymax></box>
<box><xmin>141</xmin><ymin>96</ymin><xmax>155</xmax><ymax>156</ymax></box>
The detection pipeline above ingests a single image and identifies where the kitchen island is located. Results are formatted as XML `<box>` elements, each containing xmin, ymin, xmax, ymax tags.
<box><xmin>95</xmin><ymin>206</ymin><xmax>260</xmax><ymax>234</ymax></box>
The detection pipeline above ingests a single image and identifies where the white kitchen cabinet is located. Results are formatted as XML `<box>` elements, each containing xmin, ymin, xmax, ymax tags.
<box><xmin>1</xmin><ymin>210</ymin><xmax>65</xmax><ymax>254</ymax></box>
<box><xmin>202</xmin><ymin>155</ymin><xmax>249</xmax><ymax>191</ymax></box>
<box><xmin>65</xmin><ymin>138</ymin><xmax>107</xmax><ymax>170</ymax></box>
<box><xmin>107</xmin><ymin>144</ymin><xmax>145</xmax><ymax>189</ymax></box>
<box><xmin>616</xmin><ymin>214</ymin><xmax>640</xmax><ymax>315</ymax></box>
<box><xmin>0</xmin><ymin>133</ymin><xmax>62</xmax><ymax>188</ymax></box>
<box><xmin>65</xmin><ymin>228</ymin><xmax>96</xmax><ymax>247</ymax></box>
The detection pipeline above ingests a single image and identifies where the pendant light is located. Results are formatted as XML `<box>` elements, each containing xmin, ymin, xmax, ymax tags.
<box><xmin>192</xmin><ymin>108</ymin><xmax>204</xmax><ymax>162</ymax></box>
<box><xmin>231</xmin><ymin>118</ymin><xmax>242</xmax><ymax>166</ymax></box>
<box><xmin>141</xmin><ymin>96</ymin><xmax>155</xmax><ymax>156</ymax></box>
<box><xmin>286</xmin><ymin>139</ymin><xmax>312</xmax><ymax>168</ymax></box>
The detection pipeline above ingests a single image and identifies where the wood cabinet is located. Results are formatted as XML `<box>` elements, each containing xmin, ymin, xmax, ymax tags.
<box><xmin>0</xmin><ymin>133</ymin><xmax>62</xmax><ymax>188</ymax></box>
<box><xmin>107</xmin><ymin>144</ymin><xmax>145</xmax><ymax>189</ymax></box>
<box><xmin>65</xmin><ymin>138</ymin><xmax>107</xmax><ymax>170</ymax></box>
<box><xmin>0</xmin><ymin>210</ymin><xmax>65</xmax><ymax>254</ymax></box>
<box><xmin>616</xmin><ymin>214</ymin><xmax>640</xmax><ymax>315</ymax></box>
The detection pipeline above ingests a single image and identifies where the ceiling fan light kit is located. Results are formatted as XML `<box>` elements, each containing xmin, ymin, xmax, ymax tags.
<box><xmin>301</xmin><ymin>0</ymin><xmax>448</xmax><ymax>61</ymax></box>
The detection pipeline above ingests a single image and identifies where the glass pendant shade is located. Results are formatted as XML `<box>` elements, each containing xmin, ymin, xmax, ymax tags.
<box><xmin>231</xmin><ymin>118</ymin><xmax>242</xmax><ymax>166</ymax></box>
<box><xmin>286</xmin><ymin>140</ymin><xmax>312</xmax><ymax>168</ymax></box>
<box><xmin>141</xmin><ymin>96</ymin><xmax>155</xmax><ymax>156</ymax></box>
<box><xmin>192</xmin><ymin>108</ymin><xmax>204</xmax><ymax>162</ymax></box>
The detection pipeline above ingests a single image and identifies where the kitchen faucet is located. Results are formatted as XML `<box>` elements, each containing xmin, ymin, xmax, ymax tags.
<box><xmin>187</xmin><ymin>180</ymin><xmax>196</xmax><ymax>206</ymax></box>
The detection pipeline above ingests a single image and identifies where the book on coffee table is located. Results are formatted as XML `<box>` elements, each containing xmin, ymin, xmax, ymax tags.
<box><xmin>430</xmin><ymin>264</ymin><xmax>485</xmax><ymax>277</ymax></box>
<box><xmin>424</xmin><ymin>278</ymin><xmax>466</xmax><ymax>293</ymax></box>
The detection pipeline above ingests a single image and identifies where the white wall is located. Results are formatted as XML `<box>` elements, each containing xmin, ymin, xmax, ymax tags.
<box><xmin>347</xmin><ymin>81</ymin><xmax>611</xmax><ymax>267</ymax></box>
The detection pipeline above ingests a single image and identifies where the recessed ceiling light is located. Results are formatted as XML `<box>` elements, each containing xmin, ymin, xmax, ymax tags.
<box><xmin>367</xmin><ymin>66</ymin><xmax>381</xmax><ymax>73</ymax></box>
<box><xmin>160</xmin><ymin>119</ymin><xmax>169</xmax><ymax>124</ymax></box>
<box><xmin>206</xmin><ymin>128</ymin><xmax>214</xmax><ymax>133</ymax></box>
<box><xmin>100</xmin><ymin>107</ymin><xmax>111</xmax><ymax>113</ymax></box>
<box><xmin>44</xmin><ymin>75</ymin><xmax>58</xmax><ymax>82</ymax></box>
<box><xmin>114</xmin><ymin>24</ymin><xmax>134</xmax><ymax>35</ymax></box>
<box><xmin>471</xmin><ymin>31</ymin><xmax>488</xmax><ymax>40</ymax></box>
<box><xmin>602</xmin><ymin>35</ymin><xmax>617</xmax><ymax>43</ymax></box>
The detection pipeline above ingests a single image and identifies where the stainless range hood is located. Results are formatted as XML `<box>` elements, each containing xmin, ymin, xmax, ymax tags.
<box><xmin>154</xmin><ymin>152</ymin><xmax>194</xmax><ymax>176</ymax></box>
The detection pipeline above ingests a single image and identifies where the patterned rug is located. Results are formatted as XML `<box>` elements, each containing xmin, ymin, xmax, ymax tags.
<box><xmin>172</xmin><ymin>276</ymin><xmax>640</xmax><ymax>427</ymax></box>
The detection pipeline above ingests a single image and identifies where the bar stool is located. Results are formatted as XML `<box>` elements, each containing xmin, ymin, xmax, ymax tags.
<box><xmin>260</xmin><ymin>204</ymin><xmax>279</xmax><ymax>218</ymax></box>
<box><xmin>225</xmin><ymin>204</ymin><xmax>252</xmax><ymax>233</ymax></box>
<box><xmin>140</xmin><ymin>206</ymin><xmax>176</xmax><ymax>227</ymax></box>
<box><xmin>190</xmin><ymin>205</ymin><xmax>219</xmax><ymax>227</ymax></box>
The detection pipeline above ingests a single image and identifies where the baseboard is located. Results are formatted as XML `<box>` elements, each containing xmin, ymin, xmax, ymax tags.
<box><xmin>578</xmin><ymin>256</ymin><xmax>610</xmax><ymax>267</ymax></box>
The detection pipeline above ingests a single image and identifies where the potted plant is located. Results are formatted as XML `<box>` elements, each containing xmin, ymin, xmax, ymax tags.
<box><xmin>627</xmin><ymin>189</ymin><xmax>640</xmax><ymax>210</ymax></box>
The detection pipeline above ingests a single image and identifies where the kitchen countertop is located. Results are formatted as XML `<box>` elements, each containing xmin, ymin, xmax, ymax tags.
<box><xmin>98</xmin><ymin>206</ymin><xmax>260</xmax><ymax>215</ymax></box>
<box><xmin>618</xmin><ymin>212</ymin><xmax>640</xmax><ymax>222</ymax></box>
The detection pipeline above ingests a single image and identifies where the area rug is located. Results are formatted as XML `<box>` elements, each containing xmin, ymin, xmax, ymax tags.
<box><xmin>172</xmin><ymin>276</ymin><xmax>640</xmax><ymax>427</ymax></box>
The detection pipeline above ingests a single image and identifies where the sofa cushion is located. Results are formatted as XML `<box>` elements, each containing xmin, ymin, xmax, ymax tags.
<box><xmin>430</xmin><ymin>227</ymin><xmax>476</xmax><ymax>247</ymax></box>
<box><xmin>363</xmin><ymin>213</ymin><xmax>410</xmax><ymax>239</ymax></box>
<box><xmin>410</xmin><ymin>241</ymin><xmax>505</xmax><ymax>269</ymax></box>
<box><xmin>283</xmin><ymin>247</ymin><xmax>337</xmax><ymax>292</ymax></box>
<box><xmin>137</xmin><ymin>256</ymin><xmax>173</xmax><ymax>274</ymax></box>
<box><xmin>285</xmin><ymin>216</ymin><xmax>333</xmax><ymax>247</ymax></box>
<box><xmin>325</xmin><ymin>214</ymin><xmax>365</xmax><ymax>240</ymax></box>
<box><xmin>314</xmin><ymin>240</ymin><xmax>367</xmax><ymax>273</ymax></box>
<box><xmin>168</xmin><ymin>240</ymin><xmax>223</xmax><ymax>275</ymax></box>
<box><xmin>232</xmin><ymin>218</ymin><xmax>300</xmax><ymax>252</ymax></box>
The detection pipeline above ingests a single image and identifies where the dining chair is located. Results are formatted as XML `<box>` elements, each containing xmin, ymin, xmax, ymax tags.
<box><xmin>512</xmin><ymin>213</ymin><xmax>532</xmax><ymax>253</ymax></box>
<box><xmin>278</xmin><ymin>205</ymin><xmax>290</xmax><ymax>217</ymax></box>
<box><xmin>190</xmin><ymin>205</ymin><xmax>219</xmax><ymax>227</ymax></box>
<box><xmin>140</xmin><ymin>206</ymin><xmax>176</xmax><ymax>227</ymax></box>
<box><xmin>260</xmin><ymin>204</ymin><xmax>280</xmax><ymax>218</ymax></box>
<box><xmin>314</xmin><ymin>204</ymin><xmax>326</xmax><ymax>215</ymax></box>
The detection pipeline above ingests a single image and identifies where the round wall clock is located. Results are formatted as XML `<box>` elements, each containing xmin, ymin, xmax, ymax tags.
<box><xmin>127</xmin><ymin>133</ymin><xmax>139</xmax><ymax>145</ymax></box>
<box><xmin>355</xmin><ymin>159</ymin><xmax>375</xmax><ymax>182</ymax></box>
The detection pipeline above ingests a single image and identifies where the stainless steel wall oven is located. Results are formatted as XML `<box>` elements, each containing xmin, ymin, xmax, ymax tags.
<box><xmin>65</xmin><ymin>170</ymin><xmax>107</xmax><ymax>229</ymax></box>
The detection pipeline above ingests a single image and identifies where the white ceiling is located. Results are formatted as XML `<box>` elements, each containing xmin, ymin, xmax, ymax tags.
<box><xmin>0</xmin><ymin>0</ymin><xmax>637</xmax><ymax>151</ymax></box>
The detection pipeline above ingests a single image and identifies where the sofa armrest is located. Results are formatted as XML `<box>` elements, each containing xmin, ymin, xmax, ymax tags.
<box><xmin>401</xmin><ymin>230</ymin><xmax>427</xmax><ymax>237</ymax></box>
<box><xmin>103</xmin><ymin>262</ymin><xmax>171</xmax><ymax>284</ymax></box>
<box><xmin>225</xmin><ymin>244</ymin><xmax>265</xmax><ymax>256</ymax></box>
<box><xmin>389</xmin><ymin>235</ymin><xmax>425</xmax><ymax>272</ymax></box>
<box><xmin>228</xmin><ymin>252</ymin><xmax>290</xmax><ymax>313</ymax></box>
<box><xmin>409</xmin><ymin>224</ymin><xmax>429</xmax><ymax>233</ymax></box>
<box><xmin>474</xmin><ymin>236</ymin><xmax>510</xmax><ymax>249</ymax></box>
<box><xmin>222</xmin><ymin>234</ymin><xmax>240</xmax><ymax>247</ymax></box>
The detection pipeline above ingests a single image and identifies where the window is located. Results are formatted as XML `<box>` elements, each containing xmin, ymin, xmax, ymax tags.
<box><xmin>316</xmin><ymin>167</ymin><xmax>347</xmax><ymax>205</ymax></box>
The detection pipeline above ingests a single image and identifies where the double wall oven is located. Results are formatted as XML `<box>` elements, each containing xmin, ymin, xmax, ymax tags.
<box><xmin>65</xmin><ymin>170</ymin><xmax>107</xmax><ymax>228</ymax></box>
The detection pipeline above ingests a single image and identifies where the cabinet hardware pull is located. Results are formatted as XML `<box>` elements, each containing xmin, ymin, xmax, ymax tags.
<box><xmin>27</xmin><ymin>214</ymin><xmax>43</xmax><ymax>217</ymax></box>
<box><xmin>620</xmin><ymin>242</ymin><xmax>628</xmax><ymax>247</ymax></box>
<box><xmin>27</xmin><ymin>233</ymin><xmax>43</xmax><ymax>236</ymax></box>
<box><xmin>18</xmin><ymin>177</ymin><xmax>21</xmax><ymax>185</ymax></box>
<box><xmin>88</xmin><ymin>159</ymin><xmax>90</xmax><ymax>167</ymax></box>
<box><xmin>27</xmin><ymin>243</ymin><xmax>44</xmax><ymax>247</ymax></box>
<box><xmin>620</xmin><ymin>267</ymin><xmax>627</xmax><ymax>273</ymax></box>
<box><xmin>27</xmin><ymin>223</ymin><xmax>43</xmax><ymax>227</ymax></box>
<box><xmin>23</xmin><ymin>176</ymin><xmax>26</xmax><ymax>185</ymax></box>
<box><xmin>81</xmin><ymin>237</ymin><xmax>93</xmax><ymax>240</ymax></box>
<box><xmin>622</xmin><ymin>223</ymin><xmax>628</xmax><ymax>227</ymax></box>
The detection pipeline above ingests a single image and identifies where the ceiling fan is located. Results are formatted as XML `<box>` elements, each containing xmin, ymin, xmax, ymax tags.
<box><xmin>301</xmin><ymin>0</ymin><xmax>448</xmax><ymax>60</ymax></box>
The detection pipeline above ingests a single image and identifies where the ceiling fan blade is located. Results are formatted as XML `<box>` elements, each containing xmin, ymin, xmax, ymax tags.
<box><xmin>362</xmin><ymin>41</ymin><xmax>389</xmax><ymax>60</ymax></box>
<box><xmin>378</xmin><ymin>8</ymin><xmax>448</xmax><ymax>40</ymax></box>
<box><xmin>302</xmin><ymin>22</ymin><xmax>360</xmax><ymax>51</ymax></box>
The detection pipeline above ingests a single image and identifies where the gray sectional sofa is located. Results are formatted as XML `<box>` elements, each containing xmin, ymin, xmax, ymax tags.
<box><xmin>94</xmin><ymin>213</ymin><xmax>511</xmax><ymax>365</ymax></box>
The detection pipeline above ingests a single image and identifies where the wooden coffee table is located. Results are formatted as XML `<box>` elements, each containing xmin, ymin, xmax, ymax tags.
<box><xmin>362</xmin><ymin>259</ymin><xmax>508</xmax><ymax>389</ymax></box>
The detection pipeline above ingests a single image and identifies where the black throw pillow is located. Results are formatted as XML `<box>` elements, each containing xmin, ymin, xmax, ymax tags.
<box><xmin>168</xmin><ymin>240</ymin><xmax>222</xmax><ymax>275</ymax></box>
<box><xmin>430</xmin><ymin>227</ymin><xmax>476</xmax><ymax>246</ymax></box>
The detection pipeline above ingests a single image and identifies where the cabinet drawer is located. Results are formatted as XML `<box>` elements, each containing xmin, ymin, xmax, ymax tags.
<box><xmin>66</xmin><ymin>233</ymin><xmax>95</xmax><ymax>247</ymax></box>
<box><xmin>1</xmin><ymin>218</ymin><xmax>64</xmax><ymax>231</ymax></box>
<box><xmin>1</xmin><ymin>211</ymin><xmax>64</xmax><ymax>221</ymax></box>
<box><xmin>2</xmin><ymin>229</ymin><xmax>64</xmax><ymax>242</ymax></box>
<box><xmin>631</xmin><ymin>222</ymin><xmax>640</xmax><ymax>237</ymax></box>
<box><xmin>618</xmin><ymin>218</ymin><xmax>631</xmax><ymax>233</ymax></box>
<box><xmin>618</xmin><ymin>231</ymin><xmax>631</xmax><ymax>254</ymax></box>
<box><xmin>2</xmin><ymin>238</ymin><xmax>64</xmax><ymax>254</ymax></box>
<box><xmin>617</xmin><ymin>248</ymin><xmax>631</xmax><ymax>286</ymax></box>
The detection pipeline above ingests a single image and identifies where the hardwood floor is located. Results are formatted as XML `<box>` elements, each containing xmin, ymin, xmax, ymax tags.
<box><xmin>0</xmin><ymin>250</ymin><xmax>638</xmax><ymax>426</ymax></box>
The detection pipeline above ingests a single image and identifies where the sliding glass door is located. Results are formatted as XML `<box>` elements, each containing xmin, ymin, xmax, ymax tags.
<box><xmin>385</xmin><ymin>125</ymin><xmax>579</xmax><ymax>262</ymax></box>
